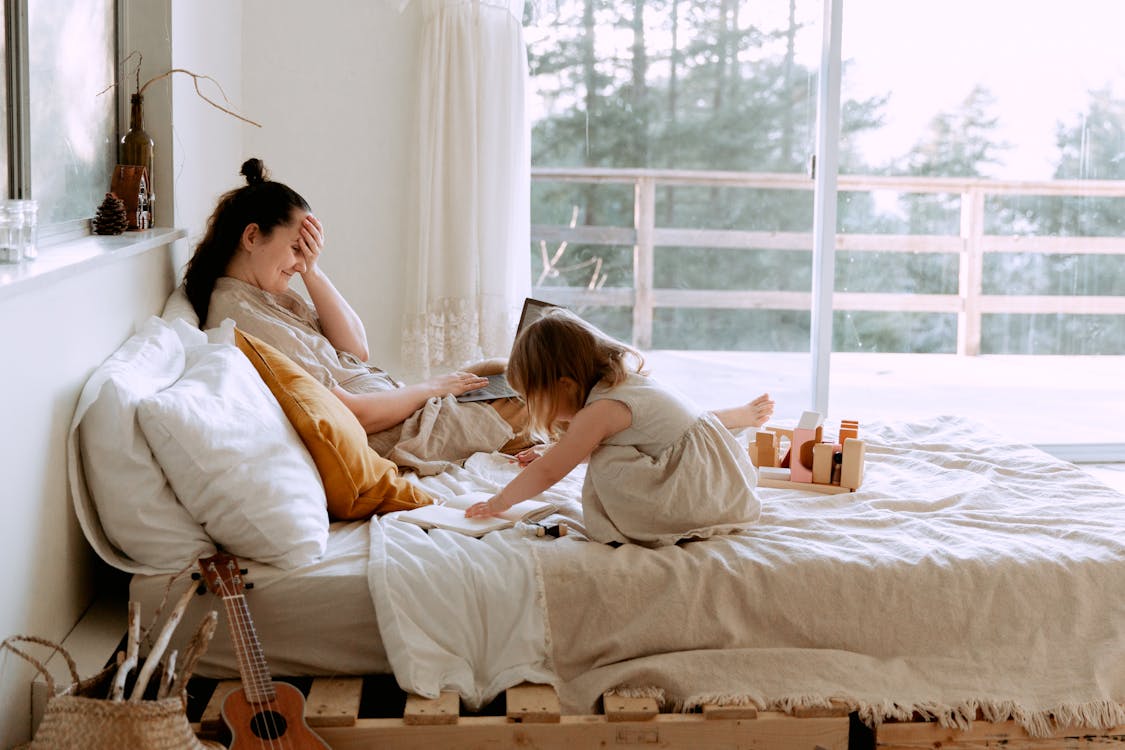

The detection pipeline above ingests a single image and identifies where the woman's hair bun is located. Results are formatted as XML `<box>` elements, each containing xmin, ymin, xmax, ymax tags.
<box><xmin>240</xmin><ymin>158</ymin><xmax>270</xmax><ymax>186</ymax></box>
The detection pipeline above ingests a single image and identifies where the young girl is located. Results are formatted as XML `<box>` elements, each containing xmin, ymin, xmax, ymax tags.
<box><xmin>465</xmin><ymin>308</ymin><xmax>773</xmax><ymax>546</ymax></box>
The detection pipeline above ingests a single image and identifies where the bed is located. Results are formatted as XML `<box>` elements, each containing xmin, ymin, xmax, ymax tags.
<box><xmin>66</xmin><ymin>294</ymin><xmax>1125</xmax><ymax>745</ymax></box>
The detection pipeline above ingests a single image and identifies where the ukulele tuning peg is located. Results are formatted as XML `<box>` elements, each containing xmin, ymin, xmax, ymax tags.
<box><xmin>245</xmin><ymin>582</ymin><xmax>254</xmax><ymax>590</ymax></box>
<box><xmin>239</xmin><ymin>568</ymin><xmax>248</xmax><ymax>575</ymax></box>
<box><xmin>190</xmin><ymin>572</ymin><xmax>201</xmax><ymax>580</ymax></box>
<box><xmin>196</xmin><ymin>584</ymin><xmax>207</xmax><ymax>595</ymax></box>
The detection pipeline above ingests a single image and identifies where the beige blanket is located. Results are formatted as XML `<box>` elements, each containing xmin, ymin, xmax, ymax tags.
<box><xmin>370</xmin><ymin>417</ymin><xmax>1125</xmax><ymax>736</ymax></box>
<box><xmin>535</xmin><ymin>417</ymin><xmax>1125</xmax><ymax>735</ymax></box>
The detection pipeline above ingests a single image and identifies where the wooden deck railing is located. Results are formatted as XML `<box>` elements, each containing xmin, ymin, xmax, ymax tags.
<box><xmin>530</xmin><ymin>168</ymin><xmax>1125</xmax><ymax>354</ymax></box>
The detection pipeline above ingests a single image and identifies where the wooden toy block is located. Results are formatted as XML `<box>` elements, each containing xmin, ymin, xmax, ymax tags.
<box><xmin>840</xmin><ymin>438</ymin><xmax>865</xmax><ymax>490</ymax></box>
<box><xmin>752</xmin><ymin>431</ymin><xmax>779</xmax><ymax>468</ymax></box>
<box><xmin>758</xmin><ymin>466</ymin><xmax>853</xmax><ymax>495</ymax></box>
<box><xmin>838</xmin><ymin>419</ymin><xmax>859</xmax><ymax>443</ymax></box>
<box><xmin>789</xmin><ymin>411</ymin><xmax>824</xmax><ymax>483</ymax></box>
<box><xmin>811</xmin><ymin>443</ymin><xmax>835</xmax><ymax>485</ymax></box>
<box><xmin>767</xmin><ymin>426</ymin><xmax>793</xmax><ymax>441</ymax></box>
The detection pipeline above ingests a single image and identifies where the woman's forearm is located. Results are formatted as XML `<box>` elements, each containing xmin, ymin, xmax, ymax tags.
<box><xmin>304</xmin><ymin>269</ymin><xmax>370</xmax><ymax>361</ymax></box>
<box><xmin>333</xmin><ymin>384</ymin><xmax>436</xmax><ymax>433</ymax></box>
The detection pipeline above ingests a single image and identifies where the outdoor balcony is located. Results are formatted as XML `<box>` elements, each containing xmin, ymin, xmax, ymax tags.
<box><xmin>530</xmin><ymin>168</ymin><xmax>1125</xmax><ymax>459</ymax></box>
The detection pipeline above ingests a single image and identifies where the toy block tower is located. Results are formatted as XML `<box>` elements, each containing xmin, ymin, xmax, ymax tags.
<box><xmin>790</xmin><ymin>411</ymin><xmax>823</xmax><ymax>483</ymax></box>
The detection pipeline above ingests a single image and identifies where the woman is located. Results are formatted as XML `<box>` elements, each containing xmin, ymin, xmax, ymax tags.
<box><xmin>183</xmin><ymin>158</ymin><xmax>529</xmax><ymax>474</ymax></box>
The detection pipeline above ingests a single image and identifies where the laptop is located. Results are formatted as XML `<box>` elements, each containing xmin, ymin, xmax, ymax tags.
<box><xmin>456</xmin><ymin>297</ymin><xmax>559</xmax><ymax>402</ymax></box>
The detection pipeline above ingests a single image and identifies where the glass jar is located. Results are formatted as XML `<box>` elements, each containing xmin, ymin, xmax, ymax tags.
<box><xmin>16</xmin><ymin>200</ymin><xmax>38</xmax><ymax>260</ymax></box>
<box><xmin>0</xmin><ymin>204</ymin><xmax>18</xmax><ymax>264</ymax></box>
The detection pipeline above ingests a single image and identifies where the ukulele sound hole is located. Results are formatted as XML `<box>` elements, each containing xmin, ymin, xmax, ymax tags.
<box><xmin>249</xmin><ymin>710</ymin><xmax>289</xmax><ymax>740</ymax></box>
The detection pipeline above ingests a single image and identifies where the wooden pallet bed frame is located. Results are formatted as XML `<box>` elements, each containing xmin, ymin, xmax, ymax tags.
<box><xmin>187</xmin><ymin>675</ymin><xmax>1125</xmax><ymax>750</ymax></box>
<box><xmin>32</xmin><ymin>600</ymin><xmax>1125</xmax><ymax>750</ymax></box>
<box><xmin>190</xmin><ymin>676</ymin><xmax>853</xmax><ymax>750</ymax></box>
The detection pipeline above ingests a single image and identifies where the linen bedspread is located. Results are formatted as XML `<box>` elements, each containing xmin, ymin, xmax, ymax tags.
<box><xmin>368</xmin><ymin>416</ymin><xmax>1125</xmax><ymax>735</ymax></box>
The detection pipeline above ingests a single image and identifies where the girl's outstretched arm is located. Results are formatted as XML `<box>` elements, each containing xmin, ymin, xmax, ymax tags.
<box><xmin>465</xmin><ymin>398</ymin><xmax>632</xmax><ymax>517</ymax></box>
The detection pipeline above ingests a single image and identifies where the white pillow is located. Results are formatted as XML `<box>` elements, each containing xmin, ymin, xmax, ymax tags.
<box><xmin>162</xmin><ymin>284</ymin><xmax>199</xmax><ymax>326</ymax></box>
<box><xmin>76</xmin><ymin>317</ymin><xmax>216</xmax><ymax>571</ymax></box>
<box><xmin>137</xmin><ymin>342</ymin><xmax>329</xmax><ymax>568</ymax></box>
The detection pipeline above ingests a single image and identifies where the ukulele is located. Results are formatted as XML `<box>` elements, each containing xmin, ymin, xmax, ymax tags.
<box><xmin>197</xmin><ymin>553</ymin><xmax>331</xmax><ymax>749</ymax></box>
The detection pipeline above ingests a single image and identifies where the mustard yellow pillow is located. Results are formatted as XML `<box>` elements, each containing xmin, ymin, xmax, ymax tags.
<box><xmin>235</xmin><ymin>329</ymin><xmax>432</xmax><ymax>520</ymax></box>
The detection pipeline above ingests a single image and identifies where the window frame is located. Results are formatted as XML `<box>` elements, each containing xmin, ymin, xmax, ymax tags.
<box><xmin>4</xmin><ymin>0</ymin><xmax>121</xmax><ymax>240</ymax></box>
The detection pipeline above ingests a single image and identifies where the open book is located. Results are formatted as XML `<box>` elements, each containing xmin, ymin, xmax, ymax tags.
<box><xmin>393</xmin><ymin>491</ymin><xmax>558</xmax><ymax>537</ymax></box>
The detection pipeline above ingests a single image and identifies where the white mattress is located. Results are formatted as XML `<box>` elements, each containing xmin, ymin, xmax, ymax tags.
<box><xmin>130</xmin><ymin>520</ymin><xmax>389</xmax><ymax>678</ymax></box>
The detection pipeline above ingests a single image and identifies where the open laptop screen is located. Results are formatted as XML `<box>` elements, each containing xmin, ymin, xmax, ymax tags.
<box><xmin>455</xmin><ymin>298</ymin><xmax>559</xmax><ymax>402</ymax></box>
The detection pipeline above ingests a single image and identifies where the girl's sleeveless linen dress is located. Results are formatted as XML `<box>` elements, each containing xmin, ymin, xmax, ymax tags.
<box><xmin>581</xmin><ymin>372</ymin><xmax>761</xmax><ymax>546</ymax></box>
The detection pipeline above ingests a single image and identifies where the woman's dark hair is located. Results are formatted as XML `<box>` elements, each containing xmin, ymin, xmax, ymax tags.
<box><xmin>183</xmin><ymin>158</ymin><xmax>310</xmax><ymax>323</ymax></box>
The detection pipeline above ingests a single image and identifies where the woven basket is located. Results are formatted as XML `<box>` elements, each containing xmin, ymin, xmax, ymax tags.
<box><xmin>2</xmin><ymin>635</ymin><xmax>223</xmax><ymax>750</ymax></box>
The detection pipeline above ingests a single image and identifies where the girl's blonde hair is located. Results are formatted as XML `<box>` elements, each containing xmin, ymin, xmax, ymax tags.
<box><xmin>507</xmin><ymin>308</ymin><xmax>645</xmax><ymax>439</ymax></box>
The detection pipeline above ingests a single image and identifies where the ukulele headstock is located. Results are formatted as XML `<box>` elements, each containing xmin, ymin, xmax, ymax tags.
<box><xmin>197</xmin><ymin>553</ymin><xmax>248</xmax><ymax>597</ymax></box>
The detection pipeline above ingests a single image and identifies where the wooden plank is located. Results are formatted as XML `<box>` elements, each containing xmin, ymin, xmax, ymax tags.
<box><xmin>758</xmin><ymin>475</ymin><xmax>854</xmax><ymax>495</ymax></box>
<box><xmin>983</xmin><ymin>234</ymin><xmax>1125</xmax><ymax>254</ymax></box>
<box><xmin>530</xmin><ymin>224</ymin><xmax>635</xmax><ymax>246</ymax></box>
<box><xmin>305</xmin><ymin>677</ymin><xmax>362</xmax><ymax>728</ymax></box>
<box><xmin>403</xmin><ymin>691</ymin><xmax>460</xmax><ymax>726</ymax></box>
<box><xmin>976</xmin><ymin>294</ymin><xmax>1125</xmax><ymax>315</ymax></box>
<box><xmin>199</xmin><ymin>679</ymin><xmax>242</xmax><ymax>734</ymax></box>
<box><xmin>316</xmin><ymin>712</ymin><xmax>849</xmax><ymax>750</ymax></box>
<box><xmin>792</xmin><ymin>699</ymin><xmax>851</xmax><ymax>718</ymax></box>
<box><xmin>506</xmin><ymin>683</ymin><xmax>561</xmax><ymax>723</ymax></box>
<box><xmin>877</xmin><ymin>718</ymin><xmax>1125</xmax><ymax>749</ymax></box>
<box><xmin>702</xmin><ymin>702</ymin><xmax>759</xmax><ymax>720</ymax></box>
<box><xmin>602</xmin><ymin>693</ymin><xmax>658</xmax><ymax>722</ymax></box>
<box><xmin>633</xmin><ymin>177</ymin><xmax>656</xmax><ymax>350</ymax></box>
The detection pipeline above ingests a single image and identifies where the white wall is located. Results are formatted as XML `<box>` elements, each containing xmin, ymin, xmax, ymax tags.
<box><xmin>168</xmin><ymin>1</ymin><xmax>244</xmax><ymax>277</ymax></box>
<box><xmin>0</xmin><ymin>2</ymin><xmax>422</xmax><ymax>745</ymax></box>
<box><xmin>242</xmin><ymin>0</ymin><xmax>422</xmax><ymax>374</ymax></box>
<box><xmin>0</xmin><ymin>249</ymin><xmax>176</xmax><ymax>747</ymax></box>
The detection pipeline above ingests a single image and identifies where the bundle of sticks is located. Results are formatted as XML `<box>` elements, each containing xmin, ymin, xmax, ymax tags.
<box><xmin>109</xmin><ymin>576</ymin><xmax>217</xmax><ymax>702</ymax></box>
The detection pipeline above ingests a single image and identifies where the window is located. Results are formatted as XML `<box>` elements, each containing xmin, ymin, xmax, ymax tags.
<box><xmin>835</xmin><ymin>0</ymin><xmax>1125</xmax><ymax>456</ymax></box>
<box><xmin>8</xmin><ymin>0</ymin><xmax>117</xmax><ymax>229</ymax></box>
<box><xmin>527</xmin><ymin>0</ymin><xmax>1125</xmax><ymax>457</ymax></box>
<box><xmin>526</xmin><ymin>0</ymin><xmax>824</xmax><ymax>419</ymax></box>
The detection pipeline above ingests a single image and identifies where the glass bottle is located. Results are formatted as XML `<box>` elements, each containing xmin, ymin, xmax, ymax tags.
<box><xmin>120</xmin><ymin>93</ymin><xmax>155</xmax><ymax>223</ymax></box>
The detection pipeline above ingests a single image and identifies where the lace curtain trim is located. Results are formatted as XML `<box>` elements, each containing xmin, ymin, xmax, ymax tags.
<box><xmin>403</xmin><ymin>296</ymin><xmax>512</xmax><ymax>378</ymax></box>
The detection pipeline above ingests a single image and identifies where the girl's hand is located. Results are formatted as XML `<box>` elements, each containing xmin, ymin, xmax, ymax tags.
<box><xmin>465</xmin><ymin>494</ymin><xmax>507</xmax><ymax>518</ymax></box>
<box><xmin>298</xmin><ymin>215</ymin><xmax>325</xmax><ymax>276</ymax></box>
<box><xmin>424</xmin><ymin>371</ymin><xmax>490</xmax><ymax>398</ymax></box>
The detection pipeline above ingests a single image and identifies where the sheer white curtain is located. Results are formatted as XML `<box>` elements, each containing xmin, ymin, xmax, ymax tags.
<box><xmin>401</xmin><ymin>0</ymin><xmax>531</xmax><ymax>378</ymax></box>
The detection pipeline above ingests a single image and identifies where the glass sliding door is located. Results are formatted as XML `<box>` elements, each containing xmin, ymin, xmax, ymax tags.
<box><xmin>525</xmin><ymin>0</ymin><xmax>833</xmax><ymax>418</ymax></box>
<box><xmin>833</xmin><ymin>0</ymin><xmax>1125</xmax><ymax>456</ymax></box>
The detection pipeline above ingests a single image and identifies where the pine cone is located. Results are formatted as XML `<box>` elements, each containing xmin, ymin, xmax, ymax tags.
<box><xmin>93</xmin><ymin>192</ymin><xmax>128</xmax><ymax>235</ymax></box>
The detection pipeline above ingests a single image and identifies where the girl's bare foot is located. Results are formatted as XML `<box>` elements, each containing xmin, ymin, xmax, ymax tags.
<box><xmin>712</xmin><ymin>393</ymin><xmax>775</xmax><ymax>430</ymax></box>
<box><xmin>745</xmin><ymin>393</ymin><xmax>774</xmax><ymax>427</ymax></box>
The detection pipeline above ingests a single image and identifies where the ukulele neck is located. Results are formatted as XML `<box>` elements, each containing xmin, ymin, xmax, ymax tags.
<box><xmin>222</xmin><ymin>593</ymin><xmax>276</xmax><ymax>703</ymax></box>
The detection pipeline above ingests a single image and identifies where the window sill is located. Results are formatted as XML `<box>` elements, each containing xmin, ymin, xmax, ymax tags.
<box><xmin>0</xmin><ymin>228</ymin><xmax>186</xmax><ymax>303</ymax></box>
